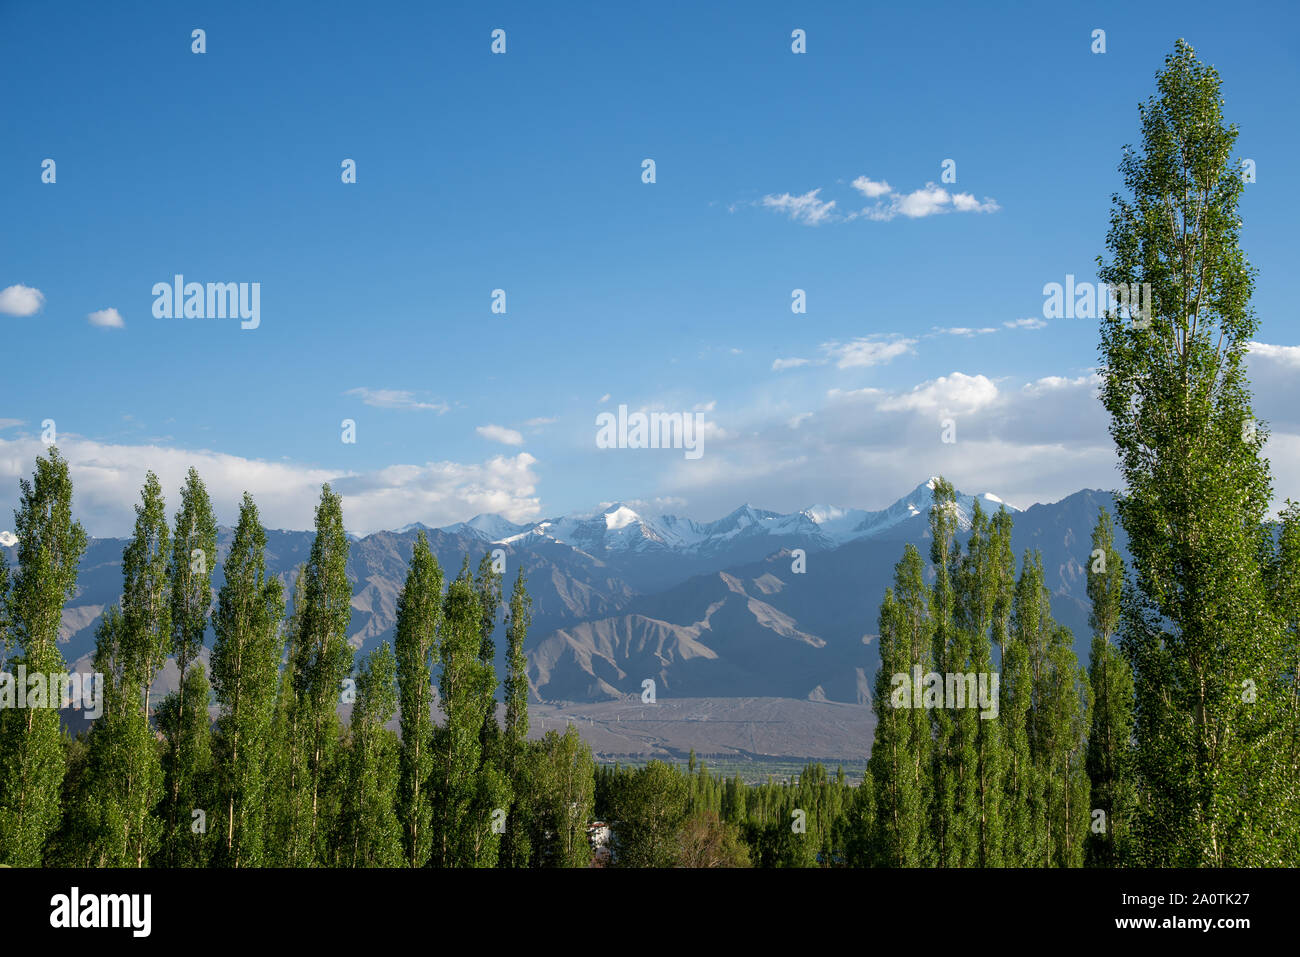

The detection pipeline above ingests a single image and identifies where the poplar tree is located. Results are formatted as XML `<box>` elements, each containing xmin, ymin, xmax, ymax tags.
<box><xmin>285</xmin><ymin>484</ymin><xmax>354</xmax><ymax>864</ymax></box>
<box><xmin>474</xmin><ymin>553</ymin><xmax>504</xmax><ymax>763</ymax></box>
<box><xmin>394</xmin><ymin>531</ymin><xmax>443</xmax><ymax>867</ymax></box>
<box><xmin>1098</xmin><ymin>39</ymin><xmax>1294</xmax><ymax>864</ymax></box>
<box><xmin>1085</xmin><ymin>507</ymin><xmax>1136</xmax><ymax>865</ymax></box>
<box><xmin>73</xmin><ymin>609</ymin><xmax>149</xmax><ymax>865</ymax></box>
<box><xmin>211</xmin><ymin>493</ymin><xmax>285</xmax><ymax>867</ymax></box>
<box><xmin>499</xmin><ymin>567</ymin><xmax>533</xmax><ymax>867</ymax></box>
<box><xmin>954</xmin><ymin>502</ymin><xmax>1008</xmax><ymax>866</ymax></box>
<box><xmin>78</xmin><ymin>473</ymin><xmax>172</xmax><ymax>867</ymax></box>
<box><xmin>156</xmin><ymin>664</ymin><xmax>213</xmax><ymax>867</ymax></box>
<box><xmin>162</xmin><ymin>467</ymin><xmax>217</xmax><ymax>862</ymax></box>
<box><xmin>430</xmin><ymin>562</ymin><xmax>506</xmax><ymax>866</ymax></box>
<box><xmin>868</xmin><ymin>544</ymin><xmax>933</xmax><ymax>866</ymax></box>
<box><xmin>0</xmin><ymin>449</ymin><xmax>88</xmax><ymax>866</ymax></box>
<box><xmin>339</xmin><ymin>642</ymin><xmax>402</xmax><ymax>867</ymax></box>
<box><xmin>927</xmin><ymin>477</ymin><xmax>962</xmax><ymax>865</ymax></box>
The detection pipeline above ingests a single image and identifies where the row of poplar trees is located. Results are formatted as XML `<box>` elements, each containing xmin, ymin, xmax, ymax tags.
<box><xmin>0</xmin><ymin>455</ymin><xmax>597</xmax><ymax>867</ymax></box>
<box><xmin>866</xmin><ymin>40</ymin><xmax>1300</xmax><ymax>868</ymax></box>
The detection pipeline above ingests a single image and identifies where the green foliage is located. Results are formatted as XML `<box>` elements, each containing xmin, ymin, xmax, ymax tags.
<box><xmin>157</xmin><ymin>664</ymin><xmax>214</xmax><ymax>867</ymax></box>
<box><xmin>0</xmin><ymin>448</ymin><xmax>87</xmax><ymax>866</ymax></box>
<box><xmin>394</xmin><ymin>531</ymin><xmax>442</xmax><ymax>867</ymax></box>
<box><xmin>608</xmin><ymin>760</ymin><xmax>688</xmax><ymax>868</ymax></box>
<box><xmin>338</xmin><ymin>643</ymin><xmax>402</xmax><ymax>866</ymax></box>
<box><xmin>521</xmin><ymin>726</ymin><xmax>595</xmax><ymax>867</ymax></box>
<box><xmin>282</xmin><ymin>485</ymin><xmax>353</xmax><ymax>865</ymax></box>
<box><xmin>430</xmin><ymin>563</ymin><xmax>507</xmax><ymax>867</ymax></box>
<box><xmin>868</xmin><ymin>544</ymin><xmax>934</xmax><ymax>866</ymax></box>
<box><xmin>499</xmin><ymin>567</ymin><xmax>534</xmax><ymax>867</ymax></box>
<box><xmin>161</xmin><ymin>467</ymin><xmax>217</xmax><ymax>865</ymax></box>
<box><xmin>1085</xmin><ymin>509</ymin><xmax>1136</xmax><ymax>866</ymax></box>
<box><xmin>1098</xmin><ymin>39</ymin><xmax>1296</xmax><ymax>865</ymax></box>
<box><xmin>211</xmin><ymin>493</ymin><xmax>285</xmax><ymax>867</ymax></box>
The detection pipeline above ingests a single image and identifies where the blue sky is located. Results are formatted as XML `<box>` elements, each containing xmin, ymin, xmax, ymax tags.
<box><xmin>3</xmin><ymin>0</ymin><xmax>1299</xmax><ymax>535</ymax></box>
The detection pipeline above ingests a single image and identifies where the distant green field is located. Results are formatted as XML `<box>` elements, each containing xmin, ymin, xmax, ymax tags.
<box><xmin>595</xmin><ymin>756</ymin><xmax>869</xmax><ymax>786</ymax></box>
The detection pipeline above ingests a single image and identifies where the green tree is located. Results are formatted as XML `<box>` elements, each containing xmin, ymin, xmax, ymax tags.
<box><xmin>77</xmin><ymin>473</ymin><xmax>172</xmax><ymax>867</ymax></box>
<box><xmin>162</xmin><ymin>467</ymin><xmax>217</xmax><ymax>864</ymax></box>
<box><xmin>1098</xmin><ymin>39</ymin><xmax>1294</xmax><ymax>865</ymax></box>
<box><xmin>339</xmin><ymin>642</ymin><xmax>402</xmax><ymax>867</ymax></box>
<box><xmin>499</xmin><ymin>566</ymin><xmax>533</xmax><ymax>867</ymax></box>
<box><xmin>393</xmin><ymin>532</ymin><xmax>443</xmax><ymax>867</ymax></box>
<box><xmin>868</xmin><ymin>544</ymin><xmax>933</xmax><ymax>866</ymax></box>
<box><xmin>610</xmin><ymin>760</ymin><xmax>688</xmax><ymax>868</ymax></box>
<box><xmin>430</xmin><ymin>562</ymin><xmax>507</xmax><ymax>866</ymax></box>
<box><xmin>927</xmin><ymin>477</ymin><xmax>962</xmax><ymax>866</ymax></box>
<box><xmin>524</xmin><ymin>725</ymin><xmax>596</xmax><ymax>867</ymax></box>
<box><xmin>1085</xmin><ymin>507</ymin><xmax>1136</xmax><ymax>866</ymax></box>
<box><xmin>157</xmin><ymin>664</ymin><xmax>214</xmax><ymax>867</ymax></box>
<box><xmin>0</xmin><ymin>448</ymin><xmax>88</xmax><ymax>866</ymax></box>
<box><xmin>283</xmin><ymin>484</ymin><xmax>354</xmax><ymax>865</ymax></box>
<box><xmin>211</xmin><ymin>493</ymin><xmax>285</xmax><ymax>867</ymax></box>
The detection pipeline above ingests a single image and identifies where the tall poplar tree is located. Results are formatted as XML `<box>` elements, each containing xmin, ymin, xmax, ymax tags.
<box><xmin>211</xmin><ymin>493</ymin><xmax>285</xmax><ymax>867</ymax></box>
<box><xmin>0</xmin><ymin>449</ymin><xmax>88</xmax><ymax>866</ymax></box>
<box><xmin>285</xmin><ymin>484</ymin><xmax>354</xmax><ymax>865</ymax></box>
<box><xmin>156</xmin><ymin>663</ymin><xmax>213</xmax><ymax>867</ymax></box>
<box><xmin>927</xmin><ymin>477</ymin><xmax>962</xmax><ymax>866</ymax></box>
<box><xmin>1098</xmin><ymin>39</ymin><xmax>1294</xmax><ymax>864</ymax></box>
<box><xmin>430</xmin><ymin>561</ymin><xmax>507</xmax><ymax>866</ymax></box>
<box><xmin>78</xmin><ymin>473</ymin><xmax>171</xmax><ymax>867</ymax></box>
<box><xmin>162</xmin><ymin>467</ymin><xmax>217</xmax><ymax>863</ymax></box>
<box><xmin>868</xmin><ymin>544</ymin><xmax>933</xmax><ymax>866</ymax></box>
<box><xmin>339</xmin><ymin>642</ymin><xmax>402</xmax><ymax>867</ymax></box>
<box><xmin>1085</xmin><ymin>507</ymin><xmax>1136</xmax><ymax>865</ymax></box>
<box><xmin>499</xmin><ymin>566</ymin><xmax>533</xmax><ymax>868</ymax></box>
<box><xmin>394</xmin><ymin>532</ymin><xmax>443</xmax><ymax>867</ymax></box>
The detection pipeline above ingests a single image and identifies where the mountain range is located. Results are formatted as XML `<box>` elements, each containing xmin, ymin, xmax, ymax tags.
<box><xmin>2</xmin><ymin>479</ymin><xmax>1126</xmax><ymax>709</ymax></box>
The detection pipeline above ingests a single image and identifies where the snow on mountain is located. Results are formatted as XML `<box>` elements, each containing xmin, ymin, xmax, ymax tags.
<box><xmin>398</xmin><ymin>479</ymin><xmax>1019</xmax><ymax>556</ymax></box>
<box><xmin>443</xmin><ymin>514</ymin><xmax>531</xmax><ymax>542</ymax></box>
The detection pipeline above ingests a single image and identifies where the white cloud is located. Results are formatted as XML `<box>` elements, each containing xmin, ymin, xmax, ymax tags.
<box><xmin>599</xmin><ymin>393</ymin><xmax>611</xmax><ymax>403</ymax></box>
<box><xmin>760</xmin><ymin>189</ymin><xmax>838</xmax><ymax>226</ymax></box>
<box><xmin>896</xmin><ymin>183</ymin><xmax>953</xmax><ymax>218</ymax></box>
<box><xmin>0</xmin><ymin>530</ymin><xmax>15</xmax><ymax>547</ymax></box>
<box><xmin>755</xmin><ymin>177</ymin><xmax>999</xmax><ymax>227</ymax></box>
<box><xmin>824</xmin><ymin>337</ymin><xmax>917</xmax><ymax>369</ymax></box>
<box><xmin>1005</xmin><ymin>317</ymin><xmax>1047</xmax><ymax>330</ymax></box>
<box><xmin>0</xmin><ymin>284</ymin><xmax>45</xmax><ymax>316</ymax></box>
<box><xmin>851</xmin><ymin>176</ymin><xmax>893</xmax><ymax>198</ymax></box>
<box><xmin>857</xmin><ymin>183</ymin><xmax>1001</xmax><ymax>222</ymax></box>
<box><xmin>772</xmin><ymin>357</ymin><xmax>812</xmax><ymax>371</ymax></box>
<box><xmin>87</xmin><ymin>307</ymin><xmax>124</xmax><ymax>329</ymax></box>
<box><xmin>344</xmin><ymin>388</ymin><xmax>449</xmax><ymax>412</ymax></box>
<box><xmin>932</xmin><ymin>326</ymin><xmax>997</xmax><ymax>337</ymax></box>
<box><xmin>660</xmin><ymin>370</ymin><xmax>1123</xmax><ymax>519</ymax></box>
<box><xmin>1249</xmin><ymin>341</ymin><xmax>1300</xmax><ymax>369</ymax></box>
<box><xmin>477</xmin><ymin>424</ymin><xmax>525</xmax><ymax>446</ymax></box>
<box><xmin>0</xmin><ymin>436</ymin><xmax>542</xmax><ymax>537</ymax></box>
<box><xmin>951</xmin><ymin>193</ymin><xmax>1000</xmax><ymax>213</ymax></box>
<box><xmin>523</xmin><ymin>416</ymin><xmax>557</xmax><ymax>427</ymax></box>
<box><xmin>693</xmin><ymin>400</ymin><xmax>716</xmax><ymax>412</ymax></box>
<box><xmin>0</xmin><ymin>419</ymin><xmax>23</xmax><ymax>430</ymax></box>
<box><xmin>877</xmin><ymin>372</ymin><xmax>1000</xmax><ymax>415</ymax></box>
